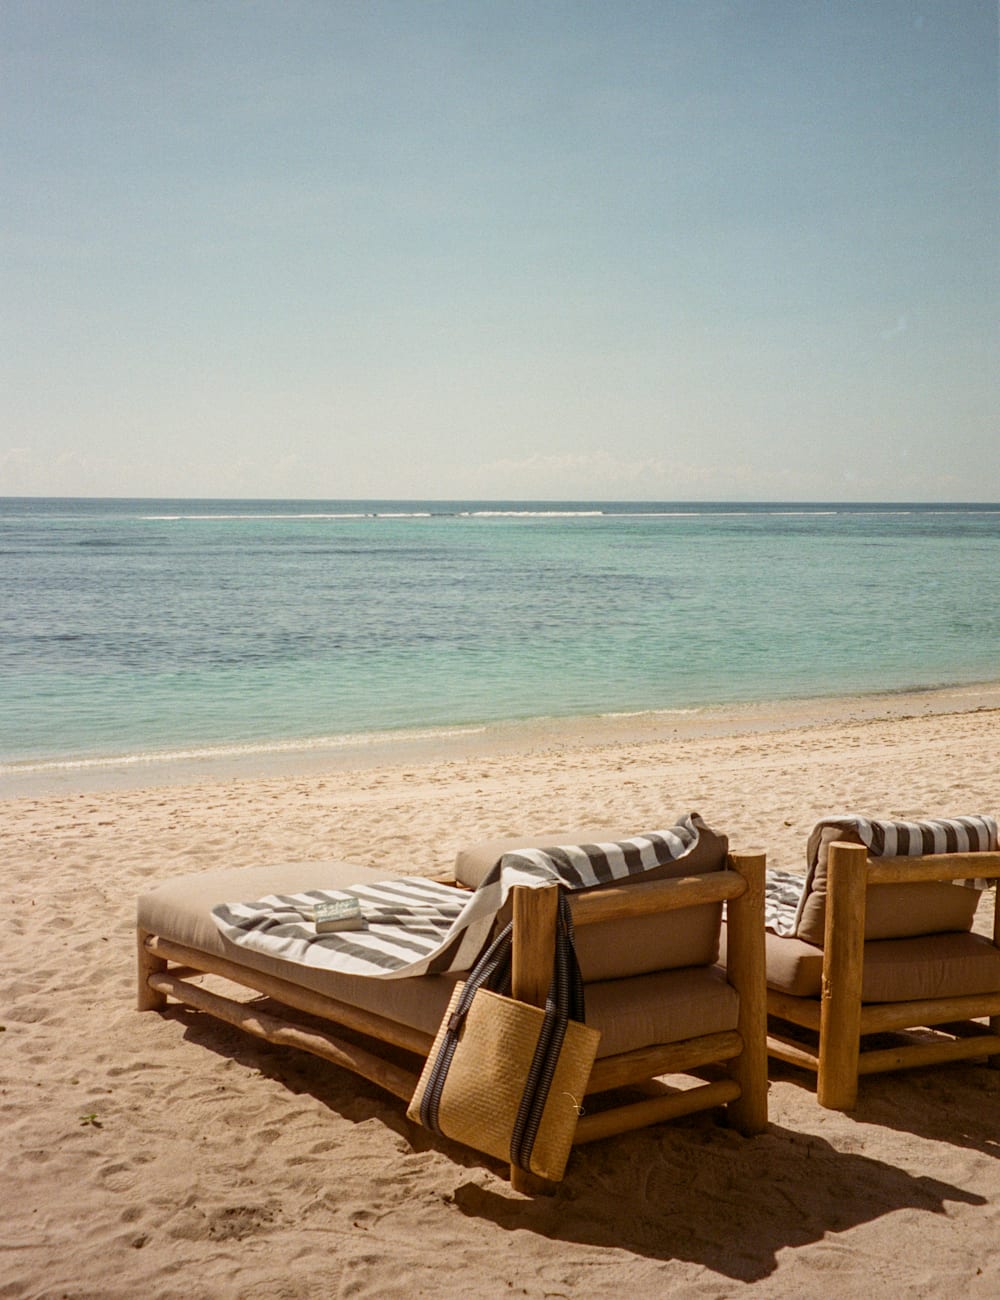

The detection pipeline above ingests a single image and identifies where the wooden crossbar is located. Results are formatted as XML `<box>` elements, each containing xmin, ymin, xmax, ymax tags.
<box><xmin>586</xmin><ymin>1031</ymin><xmax>743</xmax><ymax>1093</ymax></box>
<box><xmin>766</xmin><ymin>1033</ymin><xmax>820</xmax><ymax>1072</ymax></box>
<box><xmin>147</xmin><ymin>971</ymin><xmax>420</xmax><ymax>1100</ymax></box>
<box><xmin>574</xmin><ymin>1079</ymin><xmax>741</xmax><ymax>1145</ymax></box>
<box><xmin>859</xmin><ymin>992</ymin><xmax>1000</xmax><ymax>1035</ymax></box>
<box><xmin>857</xmin><ymin>1032</ymin><xmax>1000</xmax><ymax>1076</ymax></box>
<box><xmin>866</xmin><ymin>851</ymin><xmax>1000</xmax><ymax>885</ymax></box>
<box><xmin>144</xmin><ymin>934</ymin><xmax>435</xmax><ymax>1057</ymax></box>
<box><xmin>569</xmin><ymin>868</ymin><xmax>746</xmax><ymax>926</ymax></box>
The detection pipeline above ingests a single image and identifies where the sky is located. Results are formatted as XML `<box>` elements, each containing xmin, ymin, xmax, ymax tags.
<box><xmin>2</xmin><ymin>0</ymin><xmax>998</xmax><ymax>502</ymax></box>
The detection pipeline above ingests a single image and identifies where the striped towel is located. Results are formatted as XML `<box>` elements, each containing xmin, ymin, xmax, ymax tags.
<box><xmin>763</xmin><ymin>870</ymin><xmax>806</xmax><ymax>937</ymax></box>
<box><xmin>211</xmin><ymin>813</ymin><xmax>711</xmax><ymax>980</ymax></box>
<box><xmin>807</xmin><ymin>813</ymin><xmax>998</xmax><ymax>870</ymax></box>
<box><xmin>791</xmin><ymin>813</ymin><xmax>998</xmax><ymax>936</ymax></box>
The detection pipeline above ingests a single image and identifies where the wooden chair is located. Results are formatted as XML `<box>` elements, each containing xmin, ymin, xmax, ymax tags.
<box><xmin>766</xmin><ymin>841</ymin><xmax>1000</xmax><ymax>1111</ymax></box>
<box><xmin>137</xmin><ymin>847</ymin><xmax>768</xmax><ymax>1193</ymax></box>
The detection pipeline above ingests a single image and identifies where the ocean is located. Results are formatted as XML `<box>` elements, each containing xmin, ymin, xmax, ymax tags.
<box><xmin>2</xmin><ymin>498</ymin><xmax>999</xmax><ymax>783</ymax></box>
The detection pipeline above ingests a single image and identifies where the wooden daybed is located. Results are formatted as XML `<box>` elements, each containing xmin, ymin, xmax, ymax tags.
<box><xmin>137</xmin><ymin>826</ymin><xmax>768</xmax><ymax>1193</ymax></box>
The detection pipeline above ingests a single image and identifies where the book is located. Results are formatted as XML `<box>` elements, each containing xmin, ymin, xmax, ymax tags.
<box><xmin>312</xmin><ymin>898</ymin><xmax>364</xmax><ymax>933</ymax></box>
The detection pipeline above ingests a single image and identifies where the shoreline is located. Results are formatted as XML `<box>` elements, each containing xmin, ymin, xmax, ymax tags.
<box><xmin>4</xmin><ymin>677</ymin><xmax>1000</xmax><ymax>799</ymax></box>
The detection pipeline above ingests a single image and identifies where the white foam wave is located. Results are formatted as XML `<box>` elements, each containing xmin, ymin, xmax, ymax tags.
<box><xmin>0</xmin><ymin>725</ymin><xmax>490</xmax><ymax>775</ymax></box>
<box><xmin>598</xmin><ymin>707</ymin><xmax>703</xmax><ymax>719</ymax></box>
<box><xmin>461</xmin><ymin>510</ymin><xmax>605</xmax><ymax>518</ymax></box>
<box><xmin>142</xmin><ymin>513</ymin><xmax>373</xmax><ymax>521</ymax></box>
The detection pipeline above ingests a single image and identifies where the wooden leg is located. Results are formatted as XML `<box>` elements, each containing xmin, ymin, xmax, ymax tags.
<box><xmin>137</xmin><ymin>929</ymin><xmax>167</xmax><ymax>1011</ymax></box>
<box><xmin>510</xmin><ymin>886</ymin><xmax>560</xmax><ymax>1195</ymax></box>
<box><xmin>988</xmin><ymin>1014</ymin><xmax>1000</xmax><ymax>1070</ymax></box>
<box><xmin>817</xmin><ymin>843</ymin><xmax>867</xmax><ymax>1109</ymax></box>
<box><xmin>724</xmin><ymin>851</ymin><xmax>769</xmax><ymax>1135</ymax></box>
<box><xmin>990</xmin><ymin>890</ymin><xmax>1000</xmax><ymax>1069</ymax></box>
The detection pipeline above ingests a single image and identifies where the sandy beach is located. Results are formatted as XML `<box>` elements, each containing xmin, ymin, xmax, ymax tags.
<box><xmin>3</xmin><ymin>690</ymin><xmax>999</xmax><ymax>1298</ymax></box>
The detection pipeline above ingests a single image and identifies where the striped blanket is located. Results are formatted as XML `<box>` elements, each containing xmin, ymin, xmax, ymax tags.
<box><xmin>805</xmin><ymin>813</ymin><xmax>998</xmax><ymax>871</ymax></box>
<box><xmin>211</xmin><ymin>813</ymin><xmax>711</xmax><ymax>980</ymax></box>
<box><xmin>763</xmin><ymin>870</ymin><xmax>806</xmax><ymax>937</ymax></box>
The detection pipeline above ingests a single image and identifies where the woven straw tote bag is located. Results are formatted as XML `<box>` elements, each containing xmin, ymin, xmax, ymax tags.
<box><xmin>408</xmin><ymin>892</ymin><xmax>600</xmax><ymax>1182</ymax></box>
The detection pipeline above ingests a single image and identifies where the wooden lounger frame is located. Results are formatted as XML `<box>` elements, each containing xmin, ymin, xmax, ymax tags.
<box><xmin>766</xmin><ymin>841</ymin><xmax>1000</xmax><ymax>1111</ymax></box>
<box><xmin>138</xmin><ymin>851</ymin><xmax>768</xmax><ymax>1194</ymax></box>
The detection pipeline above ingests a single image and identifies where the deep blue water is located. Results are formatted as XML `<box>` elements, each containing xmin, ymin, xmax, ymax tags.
<box><xmin>2</xmin><ymin>498</ymin><xmax>999</xmax><ymax>774</ymax></box>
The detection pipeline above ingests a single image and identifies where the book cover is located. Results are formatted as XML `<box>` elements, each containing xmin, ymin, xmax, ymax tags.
<box><xmin>313</xmin><ymin>898</ymin><xmax>364</xmax><ymax>933</ymax></box>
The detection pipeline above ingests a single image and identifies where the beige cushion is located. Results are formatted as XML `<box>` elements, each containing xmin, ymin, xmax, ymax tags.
<box><xmin>454</xmin><ymin>825</ymin><xmax>730</xmax><ymax>980</ymax></box>
<box><xmin>748</xmin><ymin>927</ymin><xmax>1000</xmax><ymax>1003</ymax></box>
<box><xmin>587</xmin><ymin>965</ymin><xmax>738</xmax><ymax>1056</ymax></box>
<box><xmin>858</xmin><ymin>932</ymin><xmax>1000</xmax><ymax>1003</ymax></box>
<box><xmin>139</xmin><ymin>861</ymin><xmax>738</xmax><ymax>1059</ymax></box>
<box><xmin>758</xmin><ymin>931</ymin><xmax>826</xmax><ymax>999</ymax></box>
<box><xmin>795</xmin><ymin>825</ymin><xmax>980</xmax><ymax>946</ymax></box>
<box><xmin>138</xmin><ymin>860</ymin><xmax>464</xmax><ymax>1037</ymax></box>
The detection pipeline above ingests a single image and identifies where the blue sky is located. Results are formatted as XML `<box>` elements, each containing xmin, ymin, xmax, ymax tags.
<box><xmin>2</xmin><ymin>1</ymin><xmax>997</xmax><ymax>500</ymax></box>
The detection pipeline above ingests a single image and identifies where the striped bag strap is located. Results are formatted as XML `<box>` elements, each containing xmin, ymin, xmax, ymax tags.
<box><xmin>416</xmin><ymin>918</ymin><xmax>514</xmax><ymax>1135</ymax></box>
<box><xmin>509</xmin><ymin>891</ymin><xmax>585</xmax><ymax>1171</ymax></box>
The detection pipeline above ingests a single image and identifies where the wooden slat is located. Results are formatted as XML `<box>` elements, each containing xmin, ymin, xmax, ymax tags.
<box><xmin>136</xmin><ymin>928</ymin><xmax>167</xmax><ymax>1011</ymax></box>
<box><xmin>858</xmin><ymin>992</ymin><xmax>1000</xmax><ymax>1035</ymax></box>
<box><xmin>511</xmin><ymin>885</ymin><xmax>557</xmax><ymax>1008</ymax></box>
<box><xmin>573</xmin><ymin>1079</ymin><xmax>740</xmax><ymax>1145</ymax></box>
<box><xmin>933</xmin><ymin>1019</ymin><xmax>1000</xmax><ymax>1040</ymax></box>
<box><xmin>857</xmin><ymin>1033</ymin><xmax>1000</xmax><ymax>1076</ymax></box>
<box><xmin>767</xmin><ymin>990</ymin><xmax>822</xmax><ymax>1030</ymax></box>
<box><xmin>144</xmin><ymin>935</ymin><xmax>435</xmax><ymax>1057</ymax></box>
<box><xmin>147</xmin><ymin>972</ymin><xmax>420</xmax><ymax>1100</ymax></box>
<box><xmin>866</xmin><ymin>851</ymin><xmax>1000</xmax><ymax>885</ymax></box>
<box><xmin>766</xmin><ymin>1034</ymin><xmax>820</xmax><ymax>1072</ymax></box>
<box><xmin>723</xmin><ymin>850</ymin><xmax>769</xmax><ymax>1135</ymax></box>
<box><xmin>993</xmin><ymin>887</ymin><xmax>1000</xmax><ymax>1068</ymax></box>
<box><xmin>569</xmin><ymin>870</ymin><xmax>745</xmax><ymax>927</ymax></box>
<box><xmin>817</xmin><ymin>842</ymin><xmax>868</xmax><ymax>1110</ymax></box>
<box><xmin>509</xmin><ymin>886</ymin><xmax>561</xmax><ymax>1198</ymax></box>
<box><xmin>586</xmin><ymin>1031</ymin><xmax>742</xmax><ymax>1094</ymax></box>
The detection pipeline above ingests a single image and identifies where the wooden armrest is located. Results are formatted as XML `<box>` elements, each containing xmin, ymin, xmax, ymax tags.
<box><xmin>864</xmin><ymin>850</ymin><xmax>1000</xmax><ymax>885</ymax></box>
<box><xmin>568</xmin><ymin>869</ymin><xmax>746</xmax><ymax>927</ymax></box>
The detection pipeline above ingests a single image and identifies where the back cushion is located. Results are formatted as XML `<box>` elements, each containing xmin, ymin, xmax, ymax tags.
<box><xmin>453</xmin><ymin>824</ymin><xmax>730</xmax><ymax>981</ymax></box>
<box><xmin>795</xmin><ymin>824</ymin><xmax>981</xmax><ymax>947</ymax></box>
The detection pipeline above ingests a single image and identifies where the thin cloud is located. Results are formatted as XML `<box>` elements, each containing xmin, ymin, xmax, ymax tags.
<box><xmin>880</xmin><ymin>314</ymin><xmax>909</xmax><ymax>341</ymax></box>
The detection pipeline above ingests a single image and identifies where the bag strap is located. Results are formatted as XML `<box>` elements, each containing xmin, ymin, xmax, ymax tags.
<box><xmin>509</xmin><ymin>892</ymin><xmax>584</xmax><ymax>1170</ymax></box>
<box><xmin>417</xmin><ymin>918</ymin><xmax>514</xmax><ymax>1135</ymax></box>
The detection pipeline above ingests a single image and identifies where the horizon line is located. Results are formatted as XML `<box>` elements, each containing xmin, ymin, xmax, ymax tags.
<box><xmin>3</xmin><ymin>495</ymin><xmax>1000</xmax><ymax>507</ymax></box>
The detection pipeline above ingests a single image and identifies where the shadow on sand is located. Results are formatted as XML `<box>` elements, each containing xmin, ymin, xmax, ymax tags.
<box><xmin>450</xmin><ymin>1117</ymin><xmax>985</xmax><ymax>1282</ymax></box>
<box><xmin>767</xmin><ymin>1051</ymin><xmax>1000</xmax><ymax>1159</ymax></box>
<box><xmin>170</xmin><ymin>1006</ymin><xmax>990</xmax><ymax>1284</ymax></box>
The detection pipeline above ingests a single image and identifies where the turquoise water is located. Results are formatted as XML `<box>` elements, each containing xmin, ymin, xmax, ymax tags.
<box><xmin>2</xmin><ymin>498</ymin><xmax>999</xmax><ymax>774</ymax></box>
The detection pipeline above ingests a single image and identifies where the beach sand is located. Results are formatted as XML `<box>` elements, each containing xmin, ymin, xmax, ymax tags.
<box><xmin>3</xmin><ymin>694</ymin><xmax>999</xmax><ymax>1297</ymax></box>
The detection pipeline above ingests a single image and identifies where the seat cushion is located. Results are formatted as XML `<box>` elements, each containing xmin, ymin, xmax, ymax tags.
<box><xmin>858</xmin><ymin>932</ymin><xmax>1000</xmax><ymax>1003</ymax></box>
<box><xmin>760</xmin><ymin>931</ymin><xmax>826</xmax><ymax>998</ymax></box>
<box><xmin>139</xmin><ymin>862</ymin><xmax>738</xmax><ymax>1059</ymax></box>
<box><xmin>747</xmin><ymin>926</ymin><xmax>1000</xmax><ymax>1003</ymax></box>
<box><xmin>454</xmin><ymin>824</ymin><xmax>730</xmax><ymax>980</ymax></box>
